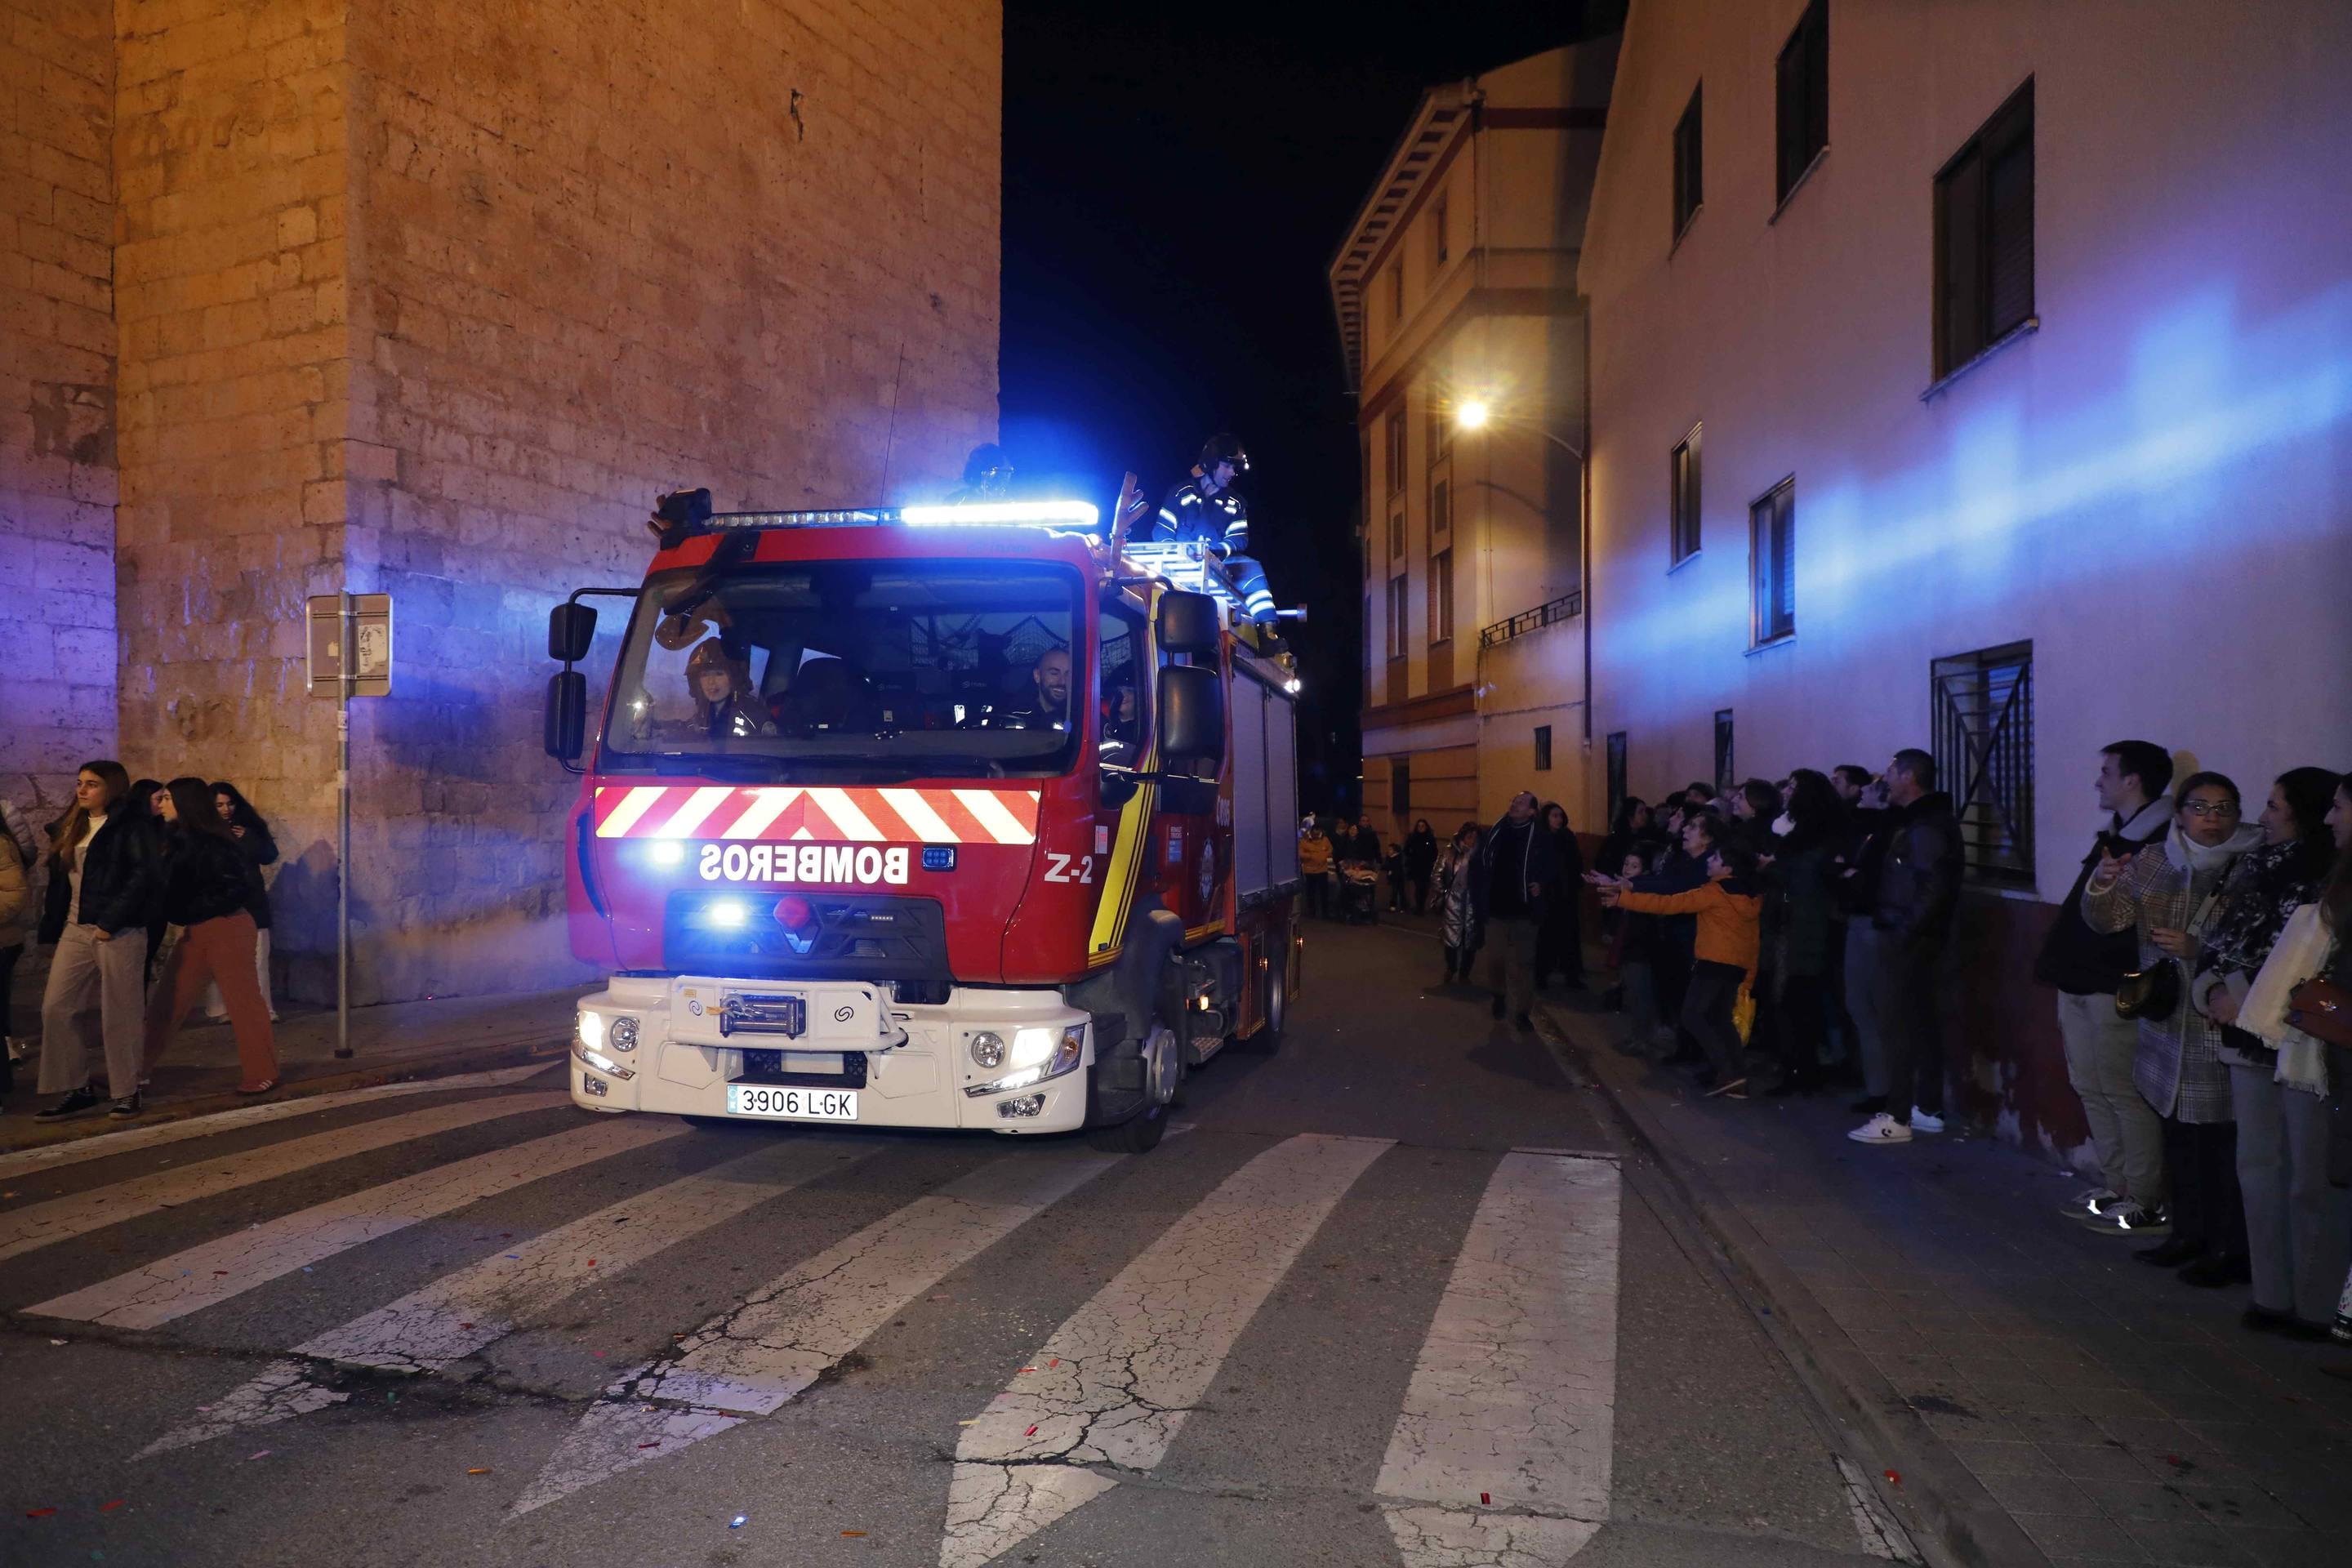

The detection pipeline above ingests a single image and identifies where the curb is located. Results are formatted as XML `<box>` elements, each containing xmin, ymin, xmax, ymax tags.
<box><xmin>1536</xmin><ymin>996</ymin><xmax>2052</xmax><ymax>1568</ymax></box>
<box><xmin>0</xmin><ymin>1036</ymin><xmax>569</xmax><ymax>1156</ymax></box>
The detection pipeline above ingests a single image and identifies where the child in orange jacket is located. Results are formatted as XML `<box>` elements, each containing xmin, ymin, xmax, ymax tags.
<box><xmin>1597</xmin><ymin>825</ymin><xmax>1763</xmax><ymax>1095</ymax></box>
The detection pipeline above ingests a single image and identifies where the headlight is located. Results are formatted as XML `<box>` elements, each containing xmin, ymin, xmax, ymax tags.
<box><xmin>965</xmin><ymin>1025</ymin><xmax>1085</xmax><ymax>1097</ymax></box>
<box><xmin>969</xmin><ymin>1031</ymin><xmax>1005</xmax><ymax>1069</ymax></box>
<box><xmin>1009</xmin><ymin>1027</ymin><xmax>1059</xmax><ymax>1071</ymax></box>
<box><xmin>608</xmin><ymin>1015</ymin><xmax>639</xmax><ymax>1052</ymax></box>
<box><xmin>576</xmin><ymin>1010</ymin><xmax>605</xmax><ymax>1053</ymax></box>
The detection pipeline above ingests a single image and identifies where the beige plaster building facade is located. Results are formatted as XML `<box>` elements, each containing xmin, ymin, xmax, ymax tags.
<box><xmin>1575</xmin><ymin>0</ymin><xmax>2352</xmax><ymax>1151</ymax></box>
<box><xmin>2</xmin><ymin>0</ymin><xmax>1001</xmax><ymax>1004</ymax></box>
<box><xmin>1330</xmin><ymin>41</ymin><xmax>1615</xmax><ymax>842</ymax></box>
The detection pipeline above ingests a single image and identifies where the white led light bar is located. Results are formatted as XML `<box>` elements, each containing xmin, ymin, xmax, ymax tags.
<box><xmin>900</xmin><ymin>500</ymin><xmax>1101</xmax><ymax>528</ymax></box>
<box><xmin>693</xmin><ymin>500</ymin><xmax>1102</xmax><ymax>532</ymax></box>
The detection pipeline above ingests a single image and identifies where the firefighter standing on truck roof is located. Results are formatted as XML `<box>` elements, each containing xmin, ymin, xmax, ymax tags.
<box><xmin>1149</xmin><ymin>433</ymin><xmax>1277</xmax><ymax>626</ymax></box>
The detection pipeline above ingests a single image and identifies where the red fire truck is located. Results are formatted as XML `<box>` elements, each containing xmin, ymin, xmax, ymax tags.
<box><xmin>541</xmin><ymin>487</ymin><xmax>1302</xmax><ymax>1152</ymax></box>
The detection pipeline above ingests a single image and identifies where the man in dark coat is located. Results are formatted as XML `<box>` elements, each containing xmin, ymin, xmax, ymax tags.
<box><xmin>1476</xmin><ymin>791</ymin><xmax>1557</xmax><ymax>1031</ymax></box>
<box><xmin>1850</xmin><ymin>750</ymin><xmax>1962</xmax><ymax>1145</ymax></box>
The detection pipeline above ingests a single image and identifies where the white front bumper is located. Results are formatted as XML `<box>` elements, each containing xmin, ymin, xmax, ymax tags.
<box><xmin>568</xmin><ymin>974</ymin><xmax>1090</xmax><ymax>1134</ymax></box>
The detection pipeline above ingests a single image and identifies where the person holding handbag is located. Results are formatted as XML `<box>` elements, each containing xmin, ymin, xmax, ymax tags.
<box><xmin>2197</xmin><ymin>769</ymin><xmax>2345</xmax><ymax>1334</ymax></box>
<box><xmin>2237</xmin><ymin>773</ymin><xmax>2352</xmax><ymax>1345</ymax></box>
<box><xmin>2083</xmin><ymin>772</ymin><xmax>2264</xmax><ymax>1276</ymax></box>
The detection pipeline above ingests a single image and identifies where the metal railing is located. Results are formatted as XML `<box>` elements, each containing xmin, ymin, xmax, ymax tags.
<box><xmin>1477</xmin><ymin>590</ymin><xmax>1582</xmax><ymax>650</ymax></box>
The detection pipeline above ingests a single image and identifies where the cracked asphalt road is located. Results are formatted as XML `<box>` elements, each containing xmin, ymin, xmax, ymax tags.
<box><xmin>2</xmin><ymin>921</ymin><xmax>1878</xmax><ymax>1566</ymax></box>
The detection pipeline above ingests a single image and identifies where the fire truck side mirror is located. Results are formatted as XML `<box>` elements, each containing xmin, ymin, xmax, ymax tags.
<box><xmin>1156</xmin><ymin>665</ymin><xmax>1225</xmax><ymax>767</ymax></box>
<box><xmin>548</xmin><ymin>603</ymin><xmax>599</xmax><ymax>663</ymax></box>
<box><xmin>544</xmin><ymin>670</ymin><xmax>588</xmax><ymax>762</ymax></box>
<box><xmin>1155</xmin><ymin>590</ymin><xmax>1221</xmax><ymax>656</ymax></box>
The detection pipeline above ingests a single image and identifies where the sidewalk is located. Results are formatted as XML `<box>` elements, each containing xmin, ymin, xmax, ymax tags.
<box><xmin>1542</xmin><ymin>989</ymin><xmax>2352</xmax><ymax>1568</ymax></box>
<box><xmin>2</xmin><ymin>986</ymin><xmax>585</xmax><ymax>1153</ymax></box>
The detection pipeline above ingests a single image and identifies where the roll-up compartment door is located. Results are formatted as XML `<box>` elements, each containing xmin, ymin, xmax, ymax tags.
<box><xmin>1231</xmin><ymin>674</ymin><xmax>1270</xmax><ymax>897</ymax></box>
<box><xmin>1267</xmin><ymin>690</ymin><xmax>1298</xmax><ymax>885</ymax></box>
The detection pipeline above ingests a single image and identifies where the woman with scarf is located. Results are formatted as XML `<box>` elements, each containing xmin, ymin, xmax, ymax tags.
<box><xmin>1433</xmin><ymin>823</ymin><xmax>1485</xmax><ymax>986</ymax></box>
<box><xmin>2084</xmin><ymin>772</ymin><xmax>2265</xmax><ymax>1281</ymax></box>
<box><xmin>2206</xmin><ymin>771</ymin><xmax>2346</xmax><ymax>1337</ymax></box>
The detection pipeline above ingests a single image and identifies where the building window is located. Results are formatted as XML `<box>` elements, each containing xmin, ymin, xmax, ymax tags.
<box><xmin>1392</xmin><ymin>757</ymin><xmax>1412</xmax><ymax>821</ymax></box>
<box><xmin>1606</xmin><ymin>732</ymin><xmax>1628</xmax><ymax>826</ymax></box>
<box><xmin>1390</xmin><ymin>261</ymin><xmax>1405</xmax><ymax>324</ymax></box>
<box><xmin>1534</xmin><ymin>724</ymin><xmax>1553</xmax><ymax>773</ymax></box>
<box><xmin>1713</xmin><ymin>709</ymin><xmax>1735</xmax><ymax>797</ymax></box>
<box><xmin>1431</xmin><ymin>478</ymin><xmax>1450</xmax><ymax>541</ymax></box>
<box><xmin>1387</xmin><ymin>506</ymin><xmax>1405</xmax><ymax>564</ymax></box>
<box><xmin>1385</xmin><ymin>409</ymin><xmax>1406</xmax><ymax>497</ymax></box>
<box><xmin>1428</xmin><ymin>548</ymin><xmax>1454</xmax><ymax>644</ymax></box>
<box><xmin>1934</xmin><ymin>78</ymin><xmax>2034</xmax><ymax>377</ymax></box>
<box><xmin>1749</xmin><ymin>477</ymin><xmax>1795</xmax><ymax>644</ymax></box>
<box><xmin>1672</xmin><ymin>84</ymin><xmax>1703</xmax><ymax>242</ymax></box>
<box><xmin>1386</xmin><ymin>573</ymin><xmax>1410</xmax><ymax>659</ymax></box>
<box><xmin>1932</xmin><ymin>640</ymin><xmax>2035</xmax><ymax>889</ymax></box>
<box><xmin>1775</xmin><ymin>0</ymin><xmax>1829</xmax><ymax>205</ymax></box>
<box><xmin>1432</xmin><ymin>194</ymin><xmax>1449</xmax><ymax>265</ymax></box>
<box><xmin>1669</xmin><ymin>427</ymin><xmax>1700</xmax><ymax>564</ymax></box>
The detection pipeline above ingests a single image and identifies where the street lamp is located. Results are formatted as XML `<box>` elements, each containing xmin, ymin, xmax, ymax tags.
<box><xmin>1454</xmin><ymin>399</ymin><xmax>1492</xmax><ymax>432</ymax></box>
<box><xmin>1454</xmin><ymin>399</ymin><xmax>1581</xmax><ymax>461</ymax></box>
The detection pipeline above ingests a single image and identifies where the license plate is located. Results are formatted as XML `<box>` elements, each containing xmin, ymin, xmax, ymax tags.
<box><xmin>725</xmin><ymin>1085</ymin><xmax>858</xmax><ymax>1121</ymax></box>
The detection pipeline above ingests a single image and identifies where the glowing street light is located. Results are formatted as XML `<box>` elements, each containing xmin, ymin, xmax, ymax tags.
<box><xmin>1454</xmin><ymin>399</ymin><xmax>1492</xmax><ymax>431</ymax></box>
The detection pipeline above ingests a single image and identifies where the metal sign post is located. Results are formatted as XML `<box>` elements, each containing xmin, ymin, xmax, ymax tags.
<box><xmin>307</xmin><ymin>593</ymin><xmax>392</xmax><ymax>1060</ymax></box>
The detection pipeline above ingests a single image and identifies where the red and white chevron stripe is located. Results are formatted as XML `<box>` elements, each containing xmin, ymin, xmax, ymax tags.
<box><xmin>591</xmin><ymin>785</ymin><xmax>1041</xmax><ymax>846</ymax></box>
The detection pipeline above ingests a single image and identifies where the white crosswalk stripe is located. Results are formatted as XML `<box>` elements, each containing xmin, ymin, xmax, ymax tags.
<box><xmin>15</xmin><ymin>1095</ymin><xmax>1632</xmax><ymax>1559</ymax></box>
<box><xmin>940</xmin><ymin>1133</ymin><xmax>1393</xmax><ymax>1568</ymax></box>
<box><xmin>131</xmin><ymin>1132</ymin><xmax>875</xmax><ymax>1457</ymax></box>
<box><xmin>0</xmin><ymin>1091</ymin><xmax>571</xmax><ymax>1264</ymax></box>
<box><xmin>34</xmin><ymin>1114</ymin><xmax>679</xmax><ymax>1329</ymax></box>
<box><xmin>511</xmin><ymin>1143</ymin><xmax>1125</xmax><ymax>1516</ymax></box>
<box><xmin>1376</xmin><ymin>1152</ymin><xmax>1621</xmax><ymax>1567</ymax></box>
<box><xmin>0</xmin><ymin>1063</ymin><xmax>557</xmax><ymax>1183</ymax></box>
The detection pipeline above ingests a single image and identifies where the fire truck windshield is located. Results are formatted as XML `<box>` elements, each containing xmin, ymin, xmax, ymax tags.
<box><xmin>601</xmin><ymin>560</ymin><xmax>1084</xmax><ymax>778</ymax></box>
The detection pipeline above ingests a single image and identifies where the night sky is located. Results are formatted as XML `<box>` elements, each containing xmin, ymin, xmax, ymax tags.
<box><xmin>999</xmin><ymin>0</ymin><xmax>1620</xmax><ymax>814</ymax></box>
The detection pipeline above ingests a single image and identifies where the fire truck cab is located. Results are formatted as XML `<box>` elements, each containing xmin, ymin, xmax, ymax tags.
<box><xmin>543</xmin><ymin>490</ymin><xmax>1303</xmax><ymax>1153</ymax></box>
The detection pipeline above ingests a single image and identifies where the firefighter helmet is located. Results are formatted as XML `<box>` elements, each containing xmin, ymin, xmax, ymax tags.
<box><xmin>1199</xmin><ymin>433</ymin><xmax>1250</xmax><ymax>474</ymax></box>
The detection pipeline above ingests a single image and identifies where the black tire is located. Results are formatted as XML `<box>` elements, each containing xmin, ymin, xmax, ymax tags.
<box><xmin>1085</xmin><ymin>1018</ymin><xmax>1180</xmax><ymax>1153</ymax></box>
<box><xmin>1238</xmin><ymin>950</ymin><xmax>1288</xmax><ymax>1056</ymax></box>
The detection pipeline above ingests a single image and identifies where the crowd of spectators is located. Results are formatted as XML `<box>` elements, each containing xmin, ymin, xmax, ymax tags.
<box><xmin>1579</xmin><ymin>744</ymin><xmax>2352</xmax><ymax>1348</ymax></box>
<box><xmin>2</xmin><ymin>761</ymin><xmax>284</xmax><ymax>1121</ymax></box>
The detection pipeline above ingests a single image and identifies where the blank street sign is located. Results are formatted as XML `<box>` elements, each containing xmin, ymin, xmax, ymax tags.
<box><xmin>307</xmin><ymin>594</ymin><xmax>392</xmax><ymax>697</ymax></box>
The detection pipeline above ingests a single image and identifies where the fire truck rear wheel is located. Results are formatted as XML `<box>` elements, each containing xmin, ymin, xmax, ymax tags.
<box><xmin>1239</xmin><ymin>956</ymin><xmax>1286</xmax><ymax>1056</ymax></box>
<box><xmin>1085</xmin><ymin>1022</ymin><xmax>1180</xmax><ymax>1154</ymax></box>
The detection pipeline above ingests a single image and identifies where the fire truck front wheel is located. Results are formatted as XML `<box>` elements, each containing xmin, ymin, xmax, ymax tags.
<box><xmin>1085</xmin><ymin>1022</ymin><xmax>1181</xmax><ymax>1154</ymax></box>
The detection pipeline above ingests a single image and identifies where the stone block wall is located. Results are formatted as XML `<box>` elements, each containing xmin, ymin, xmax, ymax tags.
<box><xmin>2</xmin><ymin>0</ymin><xmax>1000</xmax><ymax>1004</ymax></box>
<box><xmin>1</xmin><ymin>0</ymin><xmax>116</xmax><ymax>818</ymax></box>
<box><xmin>336</xmin><ymin>0</ymin><xmax>1002</xmax><ymax>1000</ymax></box>
<box><xmin>111</xmin><ymin>0</ymin><xmax>357</xmax><ymax>998</ymax></box>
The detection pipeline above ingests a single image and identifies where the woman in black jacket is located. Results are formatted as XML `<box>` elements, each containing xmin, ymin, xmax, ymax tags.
<box><xmin>1535</xmin><ymin>801</ymin><xmax>1587</xmax><ymax>991</ymax></box>
<box><xmin>1403</xmin><ymin>820</ymin><xmax>1439</xmax><ymax>915</ymax></box>
<box><xmin>205</xmin><ymin>782</ymin><xmax>280</xmax><ymax>1022</ymax></box>
<box><xmin>34</xmin><ymin>760</ymin><xmax>163</xmax><ymax>1120</ymax></box>
<box><xmin>142</xmin><ymin>777</ymin><xmax>278</xmax><ymax>1098</ymax></box>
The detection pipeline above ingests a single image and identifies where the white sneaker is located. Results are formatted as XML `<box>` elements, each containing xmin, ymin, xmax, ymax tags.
<box><xmin>1848</xmin><ymin>1111</ymin><xmax>1913</xmax><ymax>1144</ymax></box>
<box><xmin>1909</xmin><ymin>1107</ymin><xmax>1945</xmax><ymax>1134</ymax></box>
<box><xmin>2060</xmin><ymin>1186</ymin><xmax>2123</xmax><ymax>1219</ymax></box>
<box><xmin>203</xmin><ymin>1012</ymin><xmax>229</xmax><ymax>1024</ymax></box>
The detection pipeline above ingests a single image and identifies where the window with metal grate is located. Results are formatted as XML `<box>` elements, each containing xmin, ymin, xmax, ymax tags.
<box><xmin>1932</xmin><ymin>641</ymin><xmax>2036</xmax><ymax>889</ymax></box>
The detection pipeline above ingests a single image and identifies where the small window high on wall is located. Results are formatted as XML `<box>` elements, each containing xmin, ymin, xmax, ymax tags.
<box><xmin>1672</xmin><ymin>84</ymin><xmax>1703</xmax><ymax>243</ymax></box>
<box><xmin>1749</xmin><ymin>478</ymin><xmax>1794</xmax><ymax>645</ymax></box>
<box><xmin>1935</xmin><ymin>78</ymin><xmax>2034</xmax><ymax>376</ymax></box>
